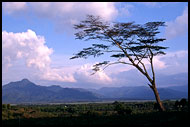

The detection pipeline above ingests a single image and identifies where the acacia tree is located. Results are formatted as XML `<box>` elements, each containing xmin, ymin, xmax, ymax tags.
<box><xmin>71</xmin><ymin>15</ymin><xmax>168</xmax><ymax>111</ymax></box>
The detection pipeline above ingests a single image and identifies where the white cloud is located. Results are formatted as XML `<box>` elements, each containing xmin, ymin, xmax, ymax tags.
<box><xmin>30</xmin><ymin>2</ymin><xmax>117</xmax><ymax>21</ymax></box>
<box><xmin>32</xmin><ymin>2</ymin><xmax>118</xmax><ymax>33</ymax></box>
<box><xmin>74</xmin><ymin>63</ymin><xmax>112</xmax><ymax>85</ymax></box>
<box><xmin>3</xmin><ymin>2</ymin><xmax>27</xmax><ymax>14</ymax></box>
<box><xmin>2</xmin><ymin>30</ymin><xmax>76</xmax><ymax>83</ymax></box>
<box><xmin>165</xmin><ymin>50</ymin><xmax>188</xmax><ymax>58</ymax></box>
<box><xmin>140</xmin><ymin>2</ymin><xmax>175</xmax><ymax>8</ymax></box>
<box><xmin>109</xmin><ymin>50</ymin><xmax>187</xmax><ymax>74</ymax></box>
<box><xmin>153</xmin><ymin>50</ymin><xmax>188</xmax><ymax>74</ymax></box>
<box><xmin>128</xmin><ymin>56</ymin><xmax>167</xmax><ymax>72</ymax></box>
<box><xmin>2</xmin><ymin>30</ymin><xmax>187</xmax><ymax>87</ymax></box>
<box><xmin>2</xmin><ymin>2</ymin><xmax>118</xmax><ymax>33</ymax></box>
<box><xmin>139</xmin><ymin>50</ymin><xmax>188</xmax><ymax>71</ymax></box>
<box><xmin>2</xmin><ymin>30</ymin><xmax>52</xmax><ymax>69</ymax></box>
<box><xmin>153</xmin><ymin>56</ymin><xmax>167</xmax><ymax>69</ymax></box>
<box><xmin>165</xmin><ymin>6</ymin><xmax>188</xmax><ymax>39</ymax></box>
<box><xmin>140</xmin><ymin>2</ymin><xmax>158</xmax><ymax>7</ymax></box>
<box><xmin>40</xmin><ymin>67</ymin><xmax>76</xmax><ymax>82</ymax></box>
<box><xmin>107</xmin><ymin>50</ymin><xmax>188</xmax><ymax>86</ymax></box>
<box><xmin>115</xmin><ymin>3</ymin><xmax>134</xmax><ymax>17</ymax></box>
<box><xmin>2</xmin><ymin>30</ymin><xmax>113</xmax><ymax>85</ymax></box>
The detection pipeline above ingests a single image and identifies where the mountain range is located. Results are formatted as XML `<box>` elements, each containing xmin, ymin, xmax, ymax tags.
<box><xmin>111</xmin><ymin>70</ymin><xmax>188</xmax><ymax>87</ymax></box>
<box><xmin>2</xmin><ymin>79</ymin><xmax>188</xmax><ymax>104</ymax></box>
<box><xmin>2</xmin><ymin>79</ymin><xmax>99</xmax><ymax>104</ymax></box>
<box><xmin>88</xmin><ymin>85</ymin><xmax>188</xmax><ymax>100</ymax></box>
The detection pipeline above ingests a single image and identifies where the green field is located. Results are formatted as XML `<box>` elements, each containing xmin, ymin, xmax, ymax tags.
<box><xmin>2</xmin><ymin>99</ymin><xmax>188</xmax><ymax>127</ymax></box>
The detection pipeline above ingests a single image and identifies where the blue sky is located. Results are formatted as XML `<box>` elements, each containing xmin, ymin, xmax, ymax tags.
<box><xmin>2</xmin><ymin>2</ymin><xmax>188</xmax><ymax>89</ymax></box>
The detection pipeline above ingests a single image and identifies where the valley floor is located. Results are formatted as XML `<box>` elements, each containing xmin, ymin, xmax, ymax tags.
<box><xmin>2</xmin><ymin>100</ymin><xmax>189</xmax><ymax>127</ymax></box>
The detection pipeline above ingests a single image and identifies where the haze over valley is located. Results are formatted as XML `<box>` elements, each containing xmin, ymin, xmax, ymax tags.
<box><xmin>2</xmin><ymin>78</ymin><xmax>187</xmax><ymax>104</ymax></box>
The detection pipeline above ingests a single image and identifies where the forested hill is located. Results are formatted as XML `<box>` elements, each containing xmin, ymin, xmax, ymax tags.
<box><xmin>2</xmin><ymin>79</ymin><xmax>187</xmax><ymax>104</ymax></box>
<box><xmin>2</xmin><ymin>79</ymin><xmax>99</xmax><ymax>104</ymax></box>
<box><xmin>88</xmin><ymin>85</ymin><xmax>188</xmax><ymax>100</ymax></box>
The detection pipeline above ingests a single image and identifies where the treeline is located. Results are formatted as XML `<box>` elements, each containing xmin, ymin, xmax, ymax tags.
<box><xmin>2</xmin><ymin>99</ymin><xmax>188</xmax><ymax>126</ymax></box>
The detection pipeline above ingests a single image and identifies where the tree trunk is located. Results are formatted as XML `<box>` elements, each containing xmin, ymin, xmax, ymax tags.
<box><xmin>150</xmin><ymin>84</ymin><xmax>165</xmax><ymax>111</ymax></box>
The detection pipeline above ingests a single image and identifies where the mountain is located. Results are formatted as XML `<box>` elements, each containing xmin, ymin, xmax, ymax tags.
<box><xmin>111</xmin><ymin>71</ymin><xmax>188</xmax><ymax>87</ymax></box>
<box><xmin>156</xmin><ymin>73</ymin><xmax>188</xmax><ymax>87</ymax></box>
<box><xmin>89</xmin><ymin>85</ymin><xmax>188</xmax><ymax>100</ymax></box>
<box><xmin>2</xmin><ymin>79</ymin><xmax>188</xmax><ymax>104</ymax></box>
<box><xmin>165</xmin><ymin>85</ymin><xmax>188</xmax><ymax>93</ymax></box>
<box><xmin>2</xmin><ymin>79</ymin><xmax>99</xmax><ymax>104</ymax></box>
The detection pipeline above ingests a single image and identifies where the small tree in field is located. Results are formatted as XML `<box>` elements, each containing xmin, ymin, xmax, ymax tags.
<box><xmin>71</xmin><ymin>15</ymin><xmax>168</xmax><ymax>111</ymax></box>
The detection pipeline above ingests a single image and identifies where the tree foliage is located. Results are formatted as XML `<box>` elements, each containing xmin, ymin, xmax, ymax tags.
<box><xmin>71</xmin><ymin>15</ymin><xmax>167</xmax><ymax>76</ymax></box>
<box><xmin>71</xmin><ymin>15</ymin><xmax>168</xmax><ymax>111</ymax></box>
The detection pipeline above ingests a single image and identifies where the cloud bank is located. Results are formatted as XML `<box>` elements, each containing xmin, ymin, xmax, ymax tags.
<box><xmin>2</xmin><ymin>2</ymin><xmax>118</xmax><ymax>33</ymax></box>
<box><xmin>165</xmin><ymin>6</ymin><xmax>188</xmax><ymax>39</ymax></box>
<box><xmin>2</xmin><ymin>2</ymin><xmax>27</xmax><ymax>14</ymax></box>
<box><xmin>74</xmin><ymin>63</ymin><xmax>112</xmax><ymax>85</ymax></box>
<box><xmin>2</xmin><ymin>29</ymin><xmax>188</xmax><ymax>87</ymax></box>
<box><xmin>2</xmin><ymin>30</ymin><xmax>75</xmax><ymax>83</ymax></box>
<box><xmin>2</xmin><ymin>30</ymin><xmax>114</xmax><ymax>85</ymax></box>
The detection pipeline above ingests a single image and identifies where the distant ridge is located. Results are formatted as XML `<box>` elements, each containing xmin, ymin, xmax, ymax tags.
<box><xmin>2</xmin><ymin>79</ymin><xmax>99</xmax><ymax>104</ymax></box>
<box><xmin>89</xmin><ymin>85</ymin><xmax>188</xmax><ymax>100</ymax></box>
<box><xmin>2</xmin><ymin>79</ymin><xmax>188</xmax><ymax>104</ymax></box>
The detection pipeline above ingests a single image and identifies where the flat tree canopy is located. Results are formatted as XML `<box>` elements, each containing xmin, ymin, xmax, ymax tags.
<box><xmin>71</xmin><ymin>15</ymin><xmax>168</xmax><ymax>111</ymax></box>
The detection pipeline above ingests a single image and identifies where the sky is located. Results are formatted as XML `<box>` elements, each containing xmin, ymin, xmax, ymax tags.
<box><xmin>2</xmin><ymin>2</ymin><xmax>188</xmax><ymax>89</ymax></box>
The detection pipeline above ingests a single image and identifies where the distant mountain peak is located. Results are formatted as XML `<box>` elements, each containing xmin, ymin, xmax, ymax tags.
<box><xmin>17</xmin><ymin>78</ymin><xmax>36</xmax><ymax>87</ymax></box>
<box><xmin>19</xmin><ymin>78</ymin><xmax>33</xmax><ymax>85</ymax></box>
<box><xmin>2</xmin><ymin>80</ymin><xmax>99</xmax><ymax>104</ymax></box>
<box><xmin>21</xmin><ymin>78</ymin><xmax>30</xmax><ymax>82</ymax></box>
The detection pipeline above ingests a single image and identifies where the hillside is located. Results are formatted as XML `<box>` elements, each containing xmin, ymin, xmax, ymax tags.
<box><xmin>2</xmin><ymin>79</ymin><xmax>188</xmax><ymax>104</ymax></box>
<box><xmin>2</xmin><ymin>79</ymin><xmax>99</xmax><ymax>104</ymax></box>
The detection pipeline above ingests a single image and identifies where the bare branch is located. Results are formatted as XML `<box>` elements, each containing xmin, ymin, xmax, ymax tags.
<box><xmin>148</xmin><ymin>83</ymin><xmax>154</xmax><ymax>89</ymax></box>
<box><xmin>149</xmin><ymin>48</ymin><xmax>156</xmax><ymax>85</ymax></box>
<box><xmin>102</xmin><ymin>61</ymin><xmax>133</xmax><ymax>71</ymax></box>
<box><xmin>103</xmin><ymin>50</ymin><xmax>123</xmax><ymax>53</ymax></box>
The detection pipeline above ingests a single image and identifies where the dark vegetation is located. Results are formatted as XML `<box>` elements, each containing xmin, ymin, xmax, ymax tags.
<box><xmin>2</xmin><ymin>99</ymin><xmax>188</xmax><ymax>127</ymax></box>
